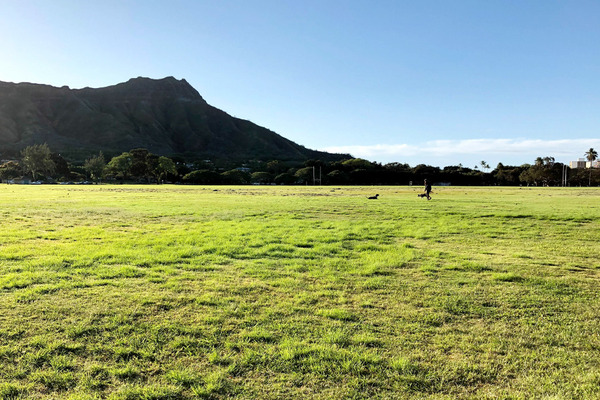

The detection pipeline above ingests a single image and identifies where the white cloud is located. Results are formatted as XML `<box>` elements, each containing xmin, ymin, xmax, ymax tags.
<box><xmin>323</xmin><ymin>138</ymin><xmax>600</xmax><ymax>165</ymax></box>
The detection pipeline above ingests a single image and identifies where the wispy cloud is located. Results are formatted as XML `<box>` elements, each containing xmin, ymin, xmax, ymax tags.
<box><xmin>323</xmin><ymin>138</ymin><xmax>600</xmax><ymax>163</ymax></box>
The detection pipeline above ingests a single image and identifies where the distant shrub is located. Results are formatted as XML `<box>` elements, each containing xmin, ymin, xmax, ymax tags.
<box><xmin>183</xmin><ymin>169</ymin><xmax>221</xmax><ymax>184</ymax></box>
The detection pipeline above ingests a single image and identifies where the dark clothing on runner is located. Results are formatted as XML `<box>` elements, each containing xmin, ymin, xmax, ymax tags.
<box><xmin>424</xmin><ymin>180</ymin><xmax>432</xmax><ymax>200</ymax></box>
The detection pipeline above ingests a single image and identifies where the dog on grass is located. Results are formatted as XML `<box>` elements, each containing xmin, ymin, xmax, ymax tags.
<box><xmin>368</xmin><ymin>194</ymin><xmax>379</xmax><ymax>199</ymax></box>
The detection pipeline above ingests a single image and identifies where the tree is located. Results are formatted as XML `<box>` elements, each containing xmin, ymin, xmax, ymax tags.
<box><xmin>382</xmin><ymin>163</ymin><xmax>412</xmax><ymax>185</ymax></box>
<box><xmin>304</xmin><ymin>159</ymin><xmax>325</xmax><ymax>168</ymax></box>
<box><xmin>105</xmin><ymin>152</ymin><xmax>133</xmax><ymax>181</ymax></box>
<box><xmin>341</xmin><ymin>158</ymin><xmax>376</xmax><ymax>170</ymax></box>
<box><xmin>154</xmin><ymin>156</ymin><xmax>177</xmax><ymax>183</ymax></box>
<box><xmin>585</xmin><ymin>148</ymin><xmax>598</xmax><ymax>186</ymax></box>
<box><xmin>294</xmin><ymin>167</ymin><xmax>315</xmax><ymax>184</ymax></box>
<box><xmin>221</xmin><ymin>169</ymin><xmax>251</xmax><ymax>185</ymax></box>
<box><xmin>129</xmin><ymin>148</ymin><xmax>152</xmax><ymax>181</ymax></box>
<box><xmin>519</xmin><ymin>167</ymin><xmax>539</xmax><ymax>186</ymax></box>
<box><xmin>20</xmin><ymin>143</ymin><xmax>55</xmax><ymax>181</ymax></box>
<box><xmin>250</xmin><ymin>172</ymin><xmax>273</xmax><ymax>184</ymax></box>
<box><xmin>585</xmin><ymin>148</ymin><xmax>598</xmax><ymax>163</ymax></box>
<box><xmin>480</xmin><ymin>160</ymin><xmax>490</xmax><ymax>172</ymax></box>
<box><xmin>175</xmin><ymin>162</ymin><xmax>192</xmax><ymax>180</ymax></box>
<box><xmin>266</xmin><ymin>160</ymin><xmax>286</xmax><ymax>175</ymax></box>
<box><xmin>182</xmin><ymin>170</ymin><xmax>221</xmax><ymax>184</ymax></box>
<box><xmin>0</xmin><ymin>161</ymin><xmax>21</xmax><ymax>181</ymax></box>
<box><xmin>50</xmin><ymin>153</ymin><xmax>71</xmax><ymax>180</ymax></box>
<box><xmin>274</xmin><ymin>172</ymin><xmax>297</xmax><ymax>185</ymax></box>
<box><xmin>492</xmin><ymin>163</ymin><xmax>525</xmax><ymax>186</ymax></box>
<box><xmin>326</xmin><ymin>170</ymin><xmax>350</xmax><ymax>184</ymax></box>
<box><xmin>84</xmin><ymin>152</ymin><xmax>106</xmax><ymax>182</ymax></box>
<box><xmin>520</xmin><ymin>157</ymin><xmax>561</xmax><ymax>186</ymax></box>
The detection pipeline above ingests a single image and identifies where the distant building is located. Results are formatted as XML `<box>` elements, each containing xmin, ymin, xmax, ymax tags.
<box><xmin>586</xmin><ymin>160</ymin><xmax>600</xmax><ymax>168</ymax></box>
<box><xmin>570</xmin><ymin>158</ymin><xmax>600</xmax><ymax>168</ymax></box>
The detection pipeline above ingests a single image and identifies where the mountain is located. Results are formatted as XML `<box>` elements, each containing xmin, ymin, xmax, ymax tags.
<box><xmin>0</xmin><ymin>77</ymin><xmax>349</xmax><ymax>162</ymax></box>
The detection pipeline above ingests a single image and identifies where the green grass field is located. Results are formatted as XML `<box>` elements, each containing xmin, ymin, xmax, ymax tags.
<box><xmin>0</xmin><ymin>185</ymin><xmax>599</xmax><ymax>399</ymax></box>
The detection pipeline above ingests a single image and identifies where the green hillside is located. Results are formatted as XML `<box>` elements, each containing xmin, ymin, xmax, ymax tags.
<box><xmin>0</xmin><ymin>77</ymin><xmax>349</xmax><ymax>162</ymax></box>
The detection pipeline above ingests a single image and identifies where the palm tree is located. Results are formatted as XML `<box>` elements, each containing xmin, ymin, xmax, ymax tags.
<box><xmin>535</xmin><ymin>157</ymin><xmax>544</xmax><ymax>166</ymax></box>
<box><xmin>585</xmin><ymin>148</ymin><xmax>598</xmax><ymax>186</ymax></box>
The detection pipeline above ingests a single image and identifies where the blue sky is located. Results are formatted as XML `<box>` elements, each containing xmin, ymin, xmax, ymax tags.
<box><xmin>1</xmin><ymin>0</ymin><xmax>599</xmax><ymax>167</ymax></box>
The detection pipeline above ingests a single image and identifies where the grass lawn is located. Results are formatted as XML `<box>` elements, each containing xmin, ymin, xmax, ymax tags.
<box><xmin>0</xmin><ymin>185</ymin><xmax>599</xmax><ymax>399</ymax></box>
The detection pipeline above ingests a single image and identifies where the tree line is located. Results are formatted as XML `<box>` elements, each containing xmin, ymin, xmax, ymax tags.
<box><xmin>1</xmin><ymin>144</ymin><xmax>598</xmax><ymax>186</ymax></box>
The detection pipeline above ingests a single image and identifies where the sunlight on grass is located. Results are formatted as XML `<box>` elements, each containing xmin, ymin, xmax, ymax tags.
<box><xmin>0</xmin><ymin>185</ymin><xmax>599</xmax><ymax>399</ymax></box>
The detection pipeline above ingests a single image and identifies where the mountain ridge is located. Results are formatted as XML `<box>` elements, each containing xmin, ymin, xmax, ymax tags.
<box><xmin>0</xmin><ymin>77</ymin><xmax>349</xmax><ymax>162</ymax></box>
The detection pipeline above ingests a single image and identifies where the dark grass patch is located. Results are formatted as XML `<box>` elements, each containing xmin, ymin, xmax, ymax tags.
<box><xmin>318</xmin><ymin>308</ymin><xmax>360</xmax><ymax>322</ymax></box>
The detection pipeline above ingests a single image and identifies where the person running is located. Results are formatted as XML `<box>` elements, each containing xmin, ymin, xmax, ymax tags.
<box><xmin>424</xmin><ymin>179</ymin><xmax>432</xmax><ymax>200</ymax></box>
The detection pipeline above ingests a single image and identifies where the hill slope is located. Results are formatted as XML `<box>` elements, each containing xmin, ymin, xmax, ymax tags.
<box><xmin>0</xmin><ymin>77</ymin><xmax>348</xmax><ymax>162</ymax></box>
